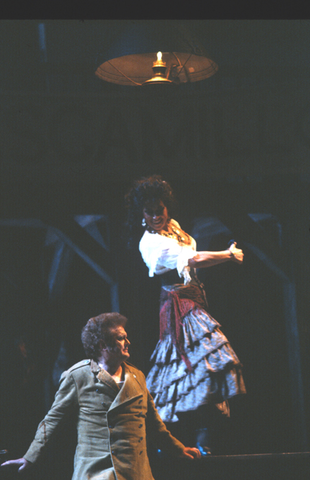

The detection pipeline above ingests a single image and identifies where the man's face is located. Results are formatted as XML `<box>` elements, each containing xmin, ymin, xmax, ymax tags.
<box><xmin>105</xmin><ymin>326</ymin><xmax>130</xmax><ymax>362</ymax></box>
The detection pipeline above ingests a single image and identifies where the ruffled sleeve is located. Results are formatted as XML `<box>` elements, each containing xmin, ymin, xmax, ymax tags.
<box><xmin>139</xmin><ymin>221</ymin><xmax>196</xmax><ymax>280</ymax></box>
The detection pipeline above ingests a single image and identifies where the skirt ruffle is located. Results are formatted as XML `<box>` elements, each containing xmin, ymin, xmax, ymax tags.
<box><xmin>146</xmin><ymin>307</ymin><xmax>246</xmax><ymax>423</ymax></box>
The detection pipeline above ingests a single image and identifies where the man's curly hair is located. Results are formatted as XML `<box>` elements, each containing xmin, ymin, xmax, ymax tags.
<box><xmin>125</xmin><ymin>174</ymin><xmax>177</xmax><ymax>231</ymax></box>
<box><xmin>81</xmin><ymin>312</ymin><xmax>127</xmax><ymax>360</ymax></box>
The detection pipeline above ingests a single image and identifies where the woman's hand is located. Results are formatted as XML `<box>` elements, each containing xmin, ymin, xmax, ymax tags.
<box><xmin>228</xmin><ymin>242</ymin><xmax>244</xmax><ymax>264</ymax></box>
<box><xmin>181</xmin><ymin>447</ymin><xmax>201</xmax><ymax>460</ymax></box>
<box><xmin>1</xmin><ymin>458</ymin><xmax>32</xmax><ymax>472</ymax></box>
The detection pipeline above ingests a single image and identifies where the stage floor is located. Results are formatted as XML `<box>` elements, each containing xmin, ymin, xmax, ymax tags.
<box><xmin>150</xmin><ymin>452</ymin><xmax>310</xmax><ymax>480</ymax></box>
<box><xmin>1</xmin><ymin>452</ymin><xmax>309</xmax><ymax>479</ymax></box>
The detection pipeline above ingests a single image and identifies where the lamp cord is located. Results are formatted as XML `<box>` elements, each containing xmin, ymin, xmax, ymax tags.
<box><xmin>106</xmin><ymin>60</ymin><xmax>142</xmax><ymax>86</ymax></box>
<box><xmin>171</xmin><ymin>52</ymin><xmax>193</xmax><ymax>82</ymax></box>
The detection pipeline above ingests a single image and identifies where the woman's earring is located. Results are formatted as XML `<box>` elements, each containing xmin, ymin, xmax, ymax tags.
<box><xmin>142</xmin><ymin>218</ymin><xmax>146</xmax><ymax>227</ymax></box>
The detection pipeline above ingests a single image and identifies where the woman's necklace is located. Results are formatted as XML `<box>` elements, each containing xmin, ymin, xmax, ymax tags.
<box><xmin>159</xmin><ymin>222</ymin><xmax>191</xmax><ymax>245</ymax></box>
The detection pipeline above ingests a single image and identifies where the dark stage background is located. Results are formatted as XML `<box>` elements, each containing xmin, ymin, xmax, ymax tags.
<box><xmin>0</xmin><ymin>19</ymin><xmax>309</xmax><ymax>480</ymax></box>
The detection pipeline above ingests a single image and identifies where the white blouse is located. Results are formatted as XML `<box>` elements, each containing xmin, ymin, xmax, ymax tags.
<box><xmin>139</xmin><ymin>219</ymin><xmax>197</xmax><ymax>284</ymax></box>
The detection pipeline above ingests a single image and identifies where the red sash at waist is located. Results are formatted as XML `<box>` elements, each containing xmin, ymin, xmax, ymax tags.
<box><xmin>159</xmin><ymin>283</ymin><xmax>208</xmax><ymax>372</ymax></box>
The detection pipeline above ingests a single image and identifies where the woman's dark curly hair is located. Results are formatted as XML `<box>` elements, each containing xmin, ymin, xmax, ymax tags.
<box><xmin>125</xmin><ymin>174</ymin><xmax>177</xmax><ymax>231</ymax></box>
<box><xmin>81</xmin><ymin>312</ymin><xmax>127</xmax><ymax>360</ymax></box>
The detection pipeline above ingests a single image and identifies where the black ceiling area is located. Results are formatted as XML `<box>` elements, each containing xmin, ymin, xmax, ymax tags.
<box><xmin>0</xmin><ymin>19</ymin><xmax>310</xmax><ymax>480</ymax></box>
<box><xmin>0</xmin><ymin>20</ymin><xmax>310</xmax><ymax>202</ymax></box>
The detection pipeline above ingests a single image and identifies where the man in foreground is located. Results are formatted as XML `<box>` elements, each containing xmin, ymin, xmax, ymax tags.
<box><xmin>1</xmin><ymin>312</ymin><xmax>201</xmax><ymax>479</ymax></box>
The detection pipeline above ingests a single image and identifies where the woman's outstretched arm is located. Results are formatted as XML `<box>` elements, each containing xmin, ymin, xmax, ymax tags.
<box><xmin>188</xmin><ymin>242</ymin><xmax>243</xmax><ymax>269</ymax></box>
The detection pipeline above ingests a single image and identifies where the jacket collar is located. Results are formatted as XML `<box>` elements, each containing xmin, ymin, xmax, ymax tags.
<box><xmin>91</xmin><ymin>359</ymin><xmax>120</xmax><ymax>394</ymax></box>
<box><xmin>109</xmin><ymin>363</ymin><xmax>143</xmax><ymax>411</ymax></box>
<box><xmin>91</xmin><ymin>360</ymin><xmax>143</xmax><ymax>410</ymax></box>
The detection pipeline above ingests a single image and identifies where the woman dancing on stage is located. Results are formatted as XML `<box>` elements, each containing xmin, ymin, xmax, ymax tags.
<box><xmin>125</xmin><ymin>175</ymin><xmax>246</xmax><ymax>454</ymax></box>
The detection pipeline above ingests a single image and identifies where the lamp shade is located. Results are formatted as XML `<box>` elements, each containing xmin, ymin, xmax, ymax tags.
<box><xmin>95</xmin><ymin>21</ymin><xmax>218</xmax><ymax>86</ymax></box>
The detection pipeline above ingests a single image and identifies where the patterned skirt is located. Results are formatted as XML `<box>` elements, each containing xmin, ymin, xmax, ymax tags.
<box><xmin>146</xmin><ymin>285</ymin><xmax>246</xmax><ymax>423</ymax></box>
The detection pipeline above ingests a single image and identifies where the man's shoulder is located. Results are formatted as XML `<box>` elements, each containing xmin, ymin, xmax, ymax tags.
<box><xmin>61</xmin><ymin>359</ymin><xmax>91</xmax><ymax>378</ymax></box>
<box><xmin>68</xmin><ymin>359</ymin><xmax>91</xmax><ymax>372</ymax></box>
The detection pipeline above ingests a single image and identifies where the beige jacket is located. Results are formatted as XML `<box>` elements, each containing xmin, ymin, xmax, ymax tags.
<box><xmin>24</xmin><ymin>360</ymin><xmax>185</xmax><ymax>480</ymax></box>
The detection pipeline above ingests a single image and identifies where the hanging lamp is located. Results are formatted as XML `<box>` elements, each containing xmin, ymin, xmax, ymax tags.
<box><xmin>95</xmin><ymin>21</ymin><xmax>218</xmax><ymax>86</ymax></box>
